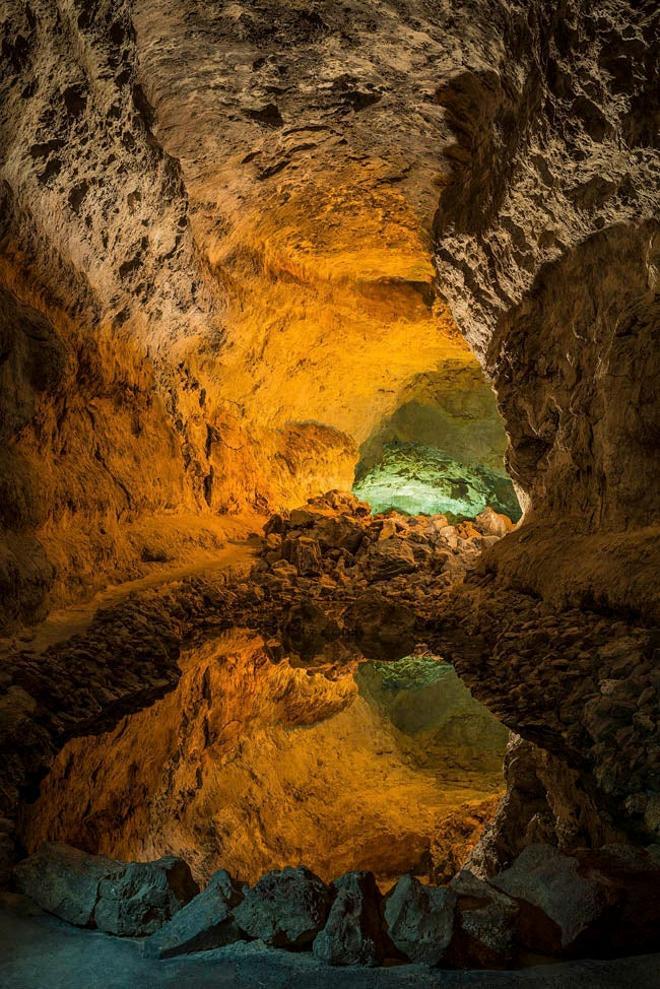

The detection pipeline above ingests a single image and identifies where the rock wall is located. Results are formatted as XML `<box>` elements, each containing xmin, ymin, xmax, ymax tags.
<box><xmin>1</xmin><ymin>0</ymin><xmax>657</xmax><ymax>895</ymax></box>
<box><xmin>2</xmin><ymin>0</ymin><xmax>504</xmax><ymax>631</ymax></box>
<box><xmin>433</xmin><ymin>0</ymin><xmax>659</xmax><ymax>598</ymax></box>
<box><xmin>425</xmin><ymin>0</ymin><xmax>659</xmax><ymax>857</ymax></box>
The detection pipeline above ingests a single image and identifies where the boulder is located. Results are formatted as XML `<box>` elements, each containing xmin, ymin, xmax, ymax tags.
<box><xmin>363</xmin><ymin>538</ymin><xmax>416</xmax><ymax>580</ymax></box>
<box><xmin>315</xmin><ymin>516</ymin><xmax>364</xmax><ymax>554</ymax></box>
<box><xmin>143</xmin><ymin>869</ymin><xmax>244</xmax><ymax>959</ymax></box>
<box><xmin>282</xmin><ymin>535</ymin><xmax>322</xmax><ymax>576</ymax></box>
<box><xmin>383</xmin><ymin>873</ymin><xmax>456</xmax><ymax>965</ymax></box>
<box><xmin>263</xmin><ymin>512</ymin><xmax>289</xmax><ymax>536</ymax></box>
<box><xmin>313</xmin><ymin>871</ymin><xmax>387</xmax><ymax>966</ymax></box>
<box><xmin>94</xmin><ymin>855</ymin><xmax>199</xmax><ymax>937</ymax></box>
<box><xmin>288</xmin><ymin>508</ymin><xmax>321</xmax><ymax>528</ymax></box>
<box><xmin>448</xmin><ymin>869</ymin><xmax>518</xmax><ymax>967</ymax></box>
<box><xmin>234</xmin><ymin>866</ymin><xmax>332</xmax><ymax>948</ymax></box>
<box><xmin>490</xmin><ymin>843</ymin><xmax>609</xmax><ymax>954</ymax></box>
<box><xmin>13</xmin><ymin>843</ymin><xmax>122</xmax><ymax>927</ymax></box>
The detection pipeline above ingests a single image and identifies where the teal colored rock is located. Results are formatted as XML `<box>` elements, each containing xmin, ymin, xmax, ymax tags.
<box><xmin>353</xmin><ymin>442</ymin><xmax>520</xmax><ymax>521</ymax></box>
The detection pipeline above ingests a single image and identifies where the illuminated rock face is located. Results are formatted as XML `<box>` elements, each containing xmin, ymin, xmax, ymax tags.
<box><xmin>0</xmin><ymin>0</ymin><xmax>657</xmax><ymax>935</ymax></box>
<box><xmin>354</xmin><ymin>444</ymin><xmax>519</xmax><ymax>520</ymax></box>
<box><xmin>0</xmin><ymin>0</ymin><xmax>505</xmax><ymax>629</ymax></box>
<box><xmin>21</xmin><ymin>634</ymin><xmax>505</xmax><ymax>886</ymax></box>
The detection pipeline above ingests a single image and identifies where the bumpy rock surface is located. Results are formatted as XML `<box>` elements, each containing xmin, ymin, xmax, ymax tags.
<box><xmin>143</xmin><ymin>869</ymin><xmax>244</xmax><ymax>959</ymax></box>
<box><xmin>94</xmin><ymin>855</ymin><xmax>199</xmax><ymax>937</ymax></box>
<box><xmin>0</xmin><ymin>0</ymin><xmax>658</xmax><ymax>971</ymax></box>
<box><xmin>234</xmin><ymin>867</ymin><xmax>333</xmax><ymax>949</ymax></box>
<box><xmin>384</xmin><ymin>873</ymin><xmax>456</xmax><ymax>965</ymax></box>
<box><xmin>13</xmin><ymin>842</ymin><xmax>123</xmax><ymax>927</ymax></box>
<box><xmin>312</xmin><ymin>871</ymin><xmax>387</xmax><ymax>967</ymax></box>
<box><xmin>448</xmin><ymin>869</ymin><xmax>518</xmax><ymax>968</ymax></box>
<box><xmin>14</xmin><ymin>843</ymin><xmax>198</xmax><ymax>935</ymax></box>
<box><xmin>491</xmin><ymin>843</ymin><xmax>608</xmax><ymax>954</ymax></box>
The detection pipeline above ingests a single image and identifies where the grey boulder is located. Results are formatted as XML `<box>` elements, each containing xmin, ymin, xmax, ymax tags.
<box><xmin>383</xmin><ymin>873</ymin><xmax>456</xmax><ymax>965</ymax></box>
<box><xmin>13</xmin><ymin>842</ymin><xmax>123</xmax><ymax>927</ymax></box>
<box><xmin>313</xmin><ymin>871</ymin><xmax>387</xmax><ymax>966</ymax></box>
<box><xmin>448</xmin><ymin>868</ymin><xmax>518</xmax><ymax>967</ymax></box>
<box><xmin>490</xmin><ymin>843</ymin><xmax>609</xmax><ymax>954</ymax></box>
<box><xmin>143</xmin><ymin>868</ymin><xmax>244</xmax><ymax>958</ymax></box>
<box><xmin>234</xmin><ymin>866</ymin><xmax>332</xmax><ymax>948</ymax></box>
<box><xmin>94</xmin><ymin>855</ymin><xmax>199</xmax><ymax>937</ymax></box>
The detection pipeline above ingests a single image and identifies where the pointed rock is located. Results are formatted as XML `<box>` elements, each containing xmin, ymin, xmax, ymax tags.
<box><xmin>313</xmin><ymin>871</ymin><xmax>387</xmax><ymax>966</ymax></box>
<box><xmin>143</xmin><ymin>869</ymin><xmax>244</xmax><ymax>958</ymax></box>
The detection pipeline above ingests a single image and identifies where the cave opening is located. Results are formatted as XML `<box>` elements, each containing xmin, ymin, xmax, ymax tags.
<box><xmin>352</xmin><ymin>362</ymin><xmax>521</xmax><ymax>521</ymax></box>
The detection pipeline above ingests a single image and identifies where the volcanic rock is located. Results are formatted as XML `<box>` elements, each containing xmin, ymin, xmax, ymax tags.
<box><xmin>362</xmin><ymin>538</ymin><xmax>417</xmax><ymax>580</ymax></box>
<box><xmin>13</xmin><ymin>843</ymin><xmax>122</xmax><ymax>927</ymax></box>
<box><xmin>94</xmin><ymin>856</ymin><xmax>200</xmax><ymax>937</ymax></box>
<box><xmin>143</xmin><ymin>869</ymin><xmax>244</xmax><ymax>959</ymax></box>
<box><xmin>312</xmin><ymin>871</ymin><xmax>387</xmax><ymax>967</ymax></box>
<box><xmin>489</xmin><ymin>844</ymin><xmax>609</xmax><ymax>955</ymax></box>
<box><xmin>383</xmin><ymin>873</ymin><xmax>456</xmax><ymax>965</ymax></box>
<box><xmin>448</xmin><ymin>869</ymin><xmax>518</xmax><ymax>967</ymax></box>
<box><xmin>234</xmin><ymin>866</ymin><xmax>332</xmax><ymax>948</ymax></box>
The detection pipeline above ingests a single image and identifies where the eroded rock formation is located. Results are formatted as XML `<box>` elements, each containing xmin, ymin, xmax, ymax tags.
<box><xmin>0</xmin><ymin>0</ymin><xmax>658</xmax><ymax>976</ymax></box>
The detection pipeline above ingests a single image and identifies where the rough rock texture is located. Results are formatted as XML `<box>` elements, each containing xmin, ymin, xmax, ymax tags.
<box><xmin>0</xmin><ymin>0</ymin><xmax>658</xmax><ymax>967</ymax></box>
<box><xmin>427</xmin><ymin>0</ymin><xmax>659</xmax><ymax>855</ymax></box>
<box><xmin>13</xmin><ymin>843</ymin><xmax>198</xmax><ymax>935</ymax></box>
<box><xmin>94</xmin><ymin>855</ymin><xmax>199</xmax><ymax>937</ymax></box>
<box><xmin>0</xmin><ymin>0</ymin><xmax>512</xmax><ymax>631</ymax></box>
<box><xmin>489</xmin><ymin>842</ymin><xmax>660</xmax><ymax>958</ymax></box>
<box><xmin>383</xmin><ymin>874</ymin><xmax>456</xmax><ymax>965</ymax></box>
<box><xmin>143</xmin><ymin>869</ymin><xmax>244</xmax><ymax>959</ymax></box>
<box><xmin>312</xmin><ymin>871</ymin><xmax>387</xmax><ymax>967</ymax></box>
<box><xmin>448</xmin><ymin>869</ymin><xmax>518</xmax><ymax>968</ymax></box>
<box><xmin>490</xmin><ymin>844</ymin><xmax>609</xmax><ymax>955</ymax></box>
<box><xmin>233</xmin><ymin>867</ymin><xmax>332</xmax><ymax>949</ymax></box>
<box><xmin>13</xmin><ymin>842</ymin><xmax>122</xmax><ymax>927</ymax></box>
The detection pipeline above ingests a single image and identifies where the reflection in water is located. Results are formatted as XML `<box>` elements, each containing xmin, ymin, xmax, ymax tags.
<box><xmin>21</xmin><ymin>631</ymin><xmax>506</xmax><ymax>886</ymax></box>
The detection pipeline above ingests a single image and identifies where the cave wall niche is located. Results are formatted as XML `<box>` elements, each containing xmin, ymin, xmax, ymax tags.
<box><xmin>354</xmin><ymin>361</ymin><xmax>521</xmax><ymax>520</ymax></box>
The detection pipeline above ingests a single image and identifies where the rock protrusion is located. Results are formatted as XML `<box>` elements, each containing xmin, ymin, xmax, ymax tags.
<box><xmin>383</xmin><ymin>873</ymin><xmax>456</xmax><ymax>965</ymax></box>
<box><xmin>448</xmin><ymin>869</ymin><xmax>518</xmax><ymax>967</ymax></box>
<box><xmin>489</xmin><ymin>844</ymin><xmax>609</xmax><ymax>954</ymax></box>
<box><xmin>143</xmin><ymin>868</ymin><xmax>244</xmax><ymax>958</ymax></box>
<box><xmin>14</xmin><ymin>844</ymin><xmax>199</xmax><ymax>936</ymax></box>
<box><xmin>13</xmin><ymin>843</ymin><xmax>123</xmax><ymax>927</ymax></box>
<box><xmin>312</xmin><ymin>871</ymin><xmax>387</xmax><ymax>966</ymax></box>
<box><xmin>89</xmin><ymin>855</ymin><xmax>199</xmax><ymax>937</ymax></box>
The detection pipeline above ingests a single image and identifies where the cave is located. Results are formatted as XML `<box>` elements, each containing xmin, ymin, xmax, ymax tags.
<box><xmin>0</xmin><ymin>2</ymin><xmax>658</xmax><ymax>988</ymax></box>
